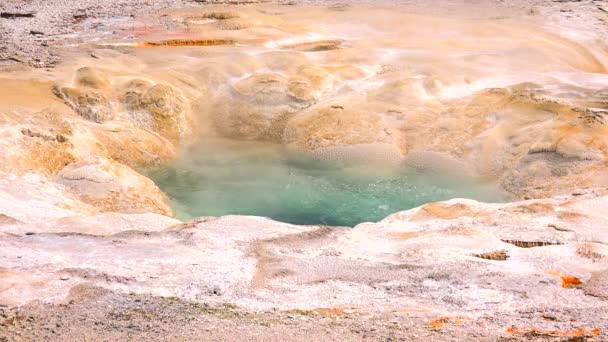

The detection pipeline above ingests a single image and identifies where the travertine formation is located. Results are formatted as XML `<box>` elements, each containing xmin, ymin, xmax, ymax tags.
<box><xmin>57</xmin><ymin>156</ymin><xmax>173</xmax><ymax>216</ymax></box>
<box><xmin>0</xmin><ymin>0</ymin><xmax>607</xmax><ymax>340</ymax></box>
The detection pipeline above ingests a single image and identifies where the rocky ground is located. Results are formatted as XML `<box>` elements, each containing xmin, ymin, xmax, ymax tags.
<box><xmin>0</xmin><ymin>0</ymin><xmax>259</xmax><ymax>68</ymax></box>
<box><xmin>2</xmin><ymin>0</ymin><xmax>608</xmax><ymax>68</ymax></box>
<box><xmin>2</xmin><ymin>182</ymin><xmax>608</xmax><ymax>340</ymax></box>
<box><xmin>1</xmin><ymin>0</ymin><xmax>608</xmax><ymax>340</ymax></box>
<box><xmin>0</xmin><ymin>289</ymin><xmax>511</xmax><ymax>341</ymax></box>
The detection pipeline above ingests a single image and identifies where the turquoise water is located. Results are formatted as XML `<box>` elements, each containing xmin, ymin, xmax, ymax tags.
<box><xmin>148</xmin><ymin>139</ymin><xmax>506</xmax><ymax>227</ymax></box>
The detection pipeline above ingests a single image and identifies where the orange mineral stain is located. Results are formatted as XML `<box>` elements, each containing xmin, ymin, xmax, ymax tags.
<box><xmin>561</xmin><ymin>276</ymin><xmax>582</xmax><ymax>288</ymax></box>
<box><xmin>427</xmin><ymin>317</ymin><xmax>449</xmax><ymax>328</ymax></box>
<box><xmin>545</xmin><ymin>269</ymin><xmax>583</xmax><ymax>288</ymax></box>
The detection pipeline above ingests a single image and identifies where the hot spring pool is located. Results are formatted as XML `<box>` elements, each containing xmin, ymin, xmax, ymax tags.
<box><xmin>147</xmin><ymin>139</ymin><xmax>507</xmax><ymax>227</ymax></box>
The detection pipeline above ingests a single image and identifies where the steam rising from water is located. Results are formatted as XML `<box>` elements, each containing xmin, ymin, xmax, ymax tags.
<box><xmin>148</xmin><ymin>139</ymin><xmax>506</xmax><ymax>226</ymax></box>
<box><xmin>77</xmin><ymin>3</ymin><xmax>608</xmax><ymax>222</ymax></box>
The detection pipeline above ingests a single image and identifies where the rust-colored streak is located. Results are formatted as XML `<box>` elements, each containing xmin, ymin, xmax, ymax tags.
<box><xmin>136</xmin><ymin>39</ymin><xmax>235</xmax><ymax>47</ymax></box>
<box><xmin>545</xmin><ymin>269</ymin><xmax>583</xmax><ymax>288</ymax></box>
<box><xmin>561</xmin><ymin>276</ymin><xmax>582</xmax><ymax>288</ymax></box>
<box><xmin>427</xmin><ymin>317</ymin><xmax>449</xmax><ymax>328</ymax></box>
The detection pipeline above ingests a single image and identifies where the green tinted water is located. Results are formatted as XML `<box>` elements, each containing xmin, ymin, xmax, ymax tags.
<box><xmin>148</xmin><ymin>139</ymin><xmax>506</xmax><ymax>227</ymax></box>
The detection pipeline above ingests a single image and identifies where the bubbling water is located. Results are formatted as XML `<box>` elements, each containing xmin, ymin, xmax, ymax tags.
<box><xmin>148</xmin><ymin>139</ymin><xmax>506</xmax><ymax>226</ymax></box>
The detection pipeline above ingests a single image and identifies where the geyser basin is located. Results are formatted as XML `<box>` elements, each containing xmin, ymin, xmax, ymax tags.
<box><xmin>148</xmin><ymin>139</ymin><xmax>506</xmax><ymax>226</ymax></box>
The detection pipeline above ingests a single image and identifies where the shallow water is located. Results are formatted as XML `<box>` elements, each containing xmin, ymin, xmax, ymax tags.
<box><xmin>148</xmin><ymin>139</ymin><xmax>506</xmax><ymax>226</ymax></box>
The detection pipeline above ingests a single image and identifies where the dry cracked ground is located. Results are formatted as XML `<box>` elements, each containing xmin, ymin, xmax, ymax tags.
<box><xmin>1</xmin><ymin>0</ymin><xmax>608</xmax><ymax>340</ymax></box>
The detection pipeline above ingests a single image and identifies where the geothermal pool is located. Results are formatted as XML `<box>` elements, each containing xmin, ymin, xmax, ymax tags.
<box><xmin>121</xmin><ymin>4</ymin><xmax>603</xmax><ymax>226</ymax></box>
<box><xmin>148</xmin><ymin>139</ymin><xmax>505</xmax><ymax>226</ymax></box>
